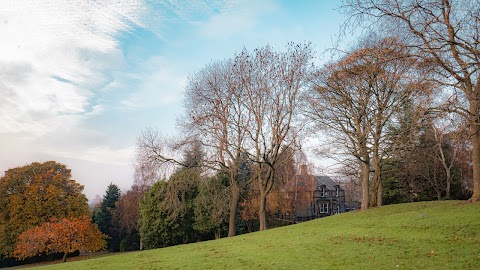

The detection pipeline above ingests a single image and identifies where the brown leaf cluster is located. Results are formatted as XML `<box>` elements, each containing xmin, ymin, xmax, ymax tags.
<box><xmin>13</xmin><ymin>216</ymin><xmax>106</xmax><ymax>260</ymax></box>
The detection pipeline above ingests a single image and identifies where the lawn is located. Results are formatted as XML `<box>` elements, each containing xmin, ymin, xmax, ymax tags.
<box><xmin>33</xmin><ymin>201</ymin><xmax>480</xmax><ymax>269</ymax></box>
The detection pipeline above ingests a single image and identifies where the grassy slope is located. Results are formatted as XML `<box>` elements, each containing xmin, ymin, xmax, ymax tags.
<box><xmin>37</xmin><ymin>201</ymin><xmax>480</xmax><ymax>270</ymax></box>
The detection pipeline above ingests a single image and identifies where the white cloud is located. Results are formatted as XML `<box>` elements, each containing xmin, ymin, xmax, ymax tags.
<box><xmin>0</xmin><ymin>0</ymin><xmax>147</xmax><ymax>135</ymax></box>
<box><xmin>0</xmin><ymin>1</ymin><xmax>150</xmax><ymax>197</ymax></box>
<box><xmin>0</xmin><ymin>0</ymin><xmax>267</xmax><ymax>199</ymax></box>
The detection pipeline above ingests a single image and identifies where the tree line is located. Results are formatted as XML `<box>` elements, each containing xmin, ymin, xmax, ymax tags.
<box><xmin>136</xmin><ymin>0</ymin><xmax>478</xmax><ymax>244</ymax></box>
<box><xmin>92</xmin><ymin>142</ymin><xmax>310</xmax><ymax>252</ymax></box>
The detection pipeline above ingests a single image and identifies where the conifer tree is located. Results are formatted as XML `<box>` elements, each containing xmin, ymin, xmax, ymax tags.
<box><xmin>93</xmin><ymin>183</ymin><xmax>121</xmax><ymax>251</ymax></box>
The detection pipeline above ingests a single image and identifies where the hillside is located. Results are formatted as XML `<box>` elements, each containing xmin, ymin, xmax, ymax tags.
<box><xmin>34</xmin><ymin>201</ymin><xmax>480</xmax><ymax>269</ymax></box>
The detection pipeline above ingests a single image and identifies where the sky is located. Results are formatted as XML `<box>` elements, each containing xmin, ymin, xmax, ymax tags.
<box><xmin>0</xmin><ymin>0</ymin><xmax>351</xmax><ymax>201</ymax></box>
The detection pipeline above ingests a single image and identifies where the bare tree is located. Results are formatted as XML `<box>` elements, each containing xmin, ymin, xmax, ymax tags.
<box><xmin>238</xmin><ymin>43</ymin><xmax>315</xmax><ymax>230</ymax></box>
<box><xmin>133</xmin><ymin>159</ymin><xmax>161</xmax><ymax>193</ymax></box>
<box><xmin>432</xmin><ymin>121</ymin><xmax>460</xmax><ymax>199</ymax></box>
<box><xmin>135</xmin><ymin>128</ymin><xmax>185</xmax><ymax>177</ymax></box>
<box><xmin>364</xmin><ymin>36</ymin><xmax>427</xmax><ymax>207</ymax></box>
<box><xmin>306</xmin><ymin>47</ymin><xmax>373</xmax><ymax>210</ymax></box>
<box><xmin>307</xmin><ymin>35</ymin><xmax>426</xmax><ymax>209</ymax></box>
<box><xmin>182</xmin><ymin>59</ymin><xmax>250</xmax><ymax>236</ymax></box>
<box><xmin>341</xmin><ymin>0</ymin><xmax>480</xmax><ymax>202</ymax></box>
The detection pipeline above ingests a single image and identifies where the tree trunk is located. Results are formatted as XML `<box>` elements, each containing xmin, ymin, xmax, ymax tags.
<box><xmin>258</xmin><ymin>166</ymin><xmax>275</xmax><ymax>231</ymax></box>
<box><xmin>360</xmin><ymin>158</ymin><xmax>370</xmax><ymax>210</ymax></box>
<box><xmin>258</xmin><ymin>188</ymin><xmax>268</xmax><ymax>231</ymax></box>
<box><xmin>445</xmin><ymin>170</ymin><xmax>451</xmax><ymax>200</ymax></box>
<box><xmin>370</xmin><ymin>126</ymin><xmax>383</xmax><ymax>207</ymax></box>
<box><xmin>62</xmin><ymin>252</ymin><xmax>68</xmax><ymax>263</ymax></box>
<box><xmin>470</xmin><ymin>125</ymin><xmax>480</xmax><ymax>202</ymax></box>
<box><xmin>369</xmin><ymin>158</ymin><xmax>382</xmax><ymax>207</ymax></box>
<box><xmin>377</xmin><ymin>176</ymin><xmax>382</xmax><ymax>207</ymax></box>
<box><xmin>228</xmin><ymin>181</ymin><xmax>240</xmax><ymax>237</ymax></box>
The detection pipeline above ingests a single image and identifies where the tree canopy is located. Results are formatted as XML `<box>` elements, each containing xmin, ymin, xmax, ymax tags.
<box><xmin>341</xmin><ymin>0</ymin><xmax>480</xmax><ymax>202</ymax></box>
<box><xmin>13</xmin><ymin>216</ymin><xmax>106</xmax><ymax>262</ymax></box>
<box><xmin>0</xmin><ymin>161</ymin><xmax>89</xmax><ymax>257</ymax></box>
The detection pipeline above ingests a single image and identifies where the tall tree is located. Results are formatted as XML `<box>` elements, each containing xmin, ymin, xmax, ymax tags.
<box><xmin>363</xmin><ymin>36</ymin><xmax>427</xmax><ymax>207</ymax></box>
<box><xmin>238</xmin><ymin>43</ymin><xmax>315</xmax><ymax>230</ymax></box>
<box><xmin>306</xmin><ymin>36</ymin><xmax>426</xmax><ymax>209</ymax></box>
<box><xmin>93</xmin><ymin>183</ymin><xmax>121</xmax><ymax>251</ymax></box>
<box><xmin>341</xmin><ymin>0</ymin><xmax>480</xmax><ymax>202</ymax></box>
<box><xmin>183</xmin><ymin>59</ymin><xmax>251</xmax><ymax>237</ymax></box>
<box><xmin>306</xmin><ymin>47</ymin><xmax>373</xmax><ymax>210</ymax></box>
<box><xmin>0</xmin><ymin>161</ymin><xmax>89</xmax><ymax>258</ymax></box>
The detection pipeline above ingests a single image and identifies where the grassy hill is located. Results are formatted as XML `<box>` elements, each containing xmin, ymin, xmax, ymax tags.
<box><xmin>35</xmin><ymin>201</ymin><xmax>479</xmax><ymax>269</ymax></box>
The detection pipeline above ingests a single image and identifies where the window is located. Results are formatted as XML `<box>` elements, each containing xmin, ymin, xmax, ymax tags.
<box><xmin>320</xmin><ymin>185</ymin><xmax>325</xmax><ymax>197</ymax></box>
<box><xmin>320</xmin><ymin>202</ymin><xmax>329</xmax><ymax>213</ymax></box>
<box><xmin>335</xmin><ymin>186</ymin><xmax>339</xmax><ymax>197</ymax></box>
<box><xmin>337</xmin><ymin>204</ymin><xmax>340</xmax><ymax>214</ymax></box>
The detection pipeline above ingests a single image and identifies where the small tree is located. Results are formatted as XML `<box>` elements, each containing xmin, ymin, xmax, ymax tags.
<box><xmin>13</xmin><ymin>216</ymin><xmax>106</xmax><ymax>263</ymax></box>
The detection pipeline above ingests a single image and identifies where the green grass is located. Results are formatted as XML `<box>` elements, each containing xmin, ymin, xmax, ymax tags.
<box><xmin>36</xmin><ymin>201</ymin><xmax>480</xmax><ymax>269</ymax></box>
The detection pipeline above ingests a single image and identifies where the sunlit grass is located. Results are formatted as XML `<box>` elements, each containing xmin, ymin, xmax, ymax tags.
<box><xmin>35</xmin><ymin>201</ymin><xmax>480</xmax><ymax>269</ymax></box>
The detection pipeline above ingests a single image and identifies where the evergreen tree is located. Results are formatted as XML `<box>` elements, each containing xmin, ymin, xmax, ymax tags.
<box><xmin>93</xmin><ymin>183</ymin><xmax>121</xmax><ymax>251</ymax></box>
<box><xmin>140</xmin><ymin>169</ymin><xmax>200</xmax><ymax>249</ymax></box>
<box><xmin>139</xmin><ymin>142</ymin><xmax>206</xmax><ymax>249</ymax></box>
<box><xmin>193</xmin><ymin>173</ymin><xmax>230</xmax><ymax>239</ymax></box>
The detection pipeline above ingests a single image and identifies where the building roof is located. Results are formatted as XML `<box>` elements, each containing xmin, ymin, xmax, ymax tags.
<box><xmin>315</xmin><ymin>175</ymin><xmax>341</xmax><ymax>190</ymax></box>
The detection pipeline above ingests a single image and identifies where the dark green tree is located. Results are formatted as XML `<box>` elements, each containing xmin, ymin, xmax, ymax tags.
<box><xmin>140</xmin><ymin>169</ymin><xmax>200</xmax><ymax>249</ymax></box>
<box><xmin>93</xmin><ymin>183</ymin><xmax>121</xmax><ymax>251</ymax></box>
<box><xmin>140</xmin><ymin>181</ymin><xmax>173</xmax><ymax>249</ymax></box>
<box><xmin>139</xmin><ymin>143</ymin><xmax>207</xmax><ymax>249</ymax></box>
<box><xmin>193</xmin><ymin>173</ymin><xmax>230</xmax><ymax>239</ymax></box>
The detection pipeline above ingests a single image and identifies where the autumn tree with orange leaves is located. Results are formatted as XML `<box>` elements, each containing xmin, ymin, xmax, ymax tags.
<box><xmin>13</xmin><ymin>216</ymin><xmax>106</xmax><ymax>263</ymax></box>
<box><xmin>0</xmin><ymin>161</ymin><xmax>89</xmax><ymax>258</ymax></box>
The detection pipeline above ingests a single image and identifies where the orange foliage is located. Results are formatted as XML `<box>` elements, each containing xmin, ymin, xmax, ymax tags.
<box><xmin>13</xmin><ymin>216</ymin><xmax>106</xmax><ymax>261</ymax></box>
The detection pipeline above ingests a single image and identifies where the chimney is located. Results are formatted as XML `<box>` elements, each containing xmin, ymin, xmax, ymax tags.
<box><xmin>300</xmin><ymin>164</ymin><xmax>308</xmax><ymax>176</ymax></box>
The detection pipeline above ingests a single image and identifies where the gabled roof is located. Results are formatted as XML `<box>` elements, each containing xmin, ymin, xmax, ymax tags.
<box><xmin>315</xmin><ymin>175</ymin><xmax>341</xmax><ymax>190</ymax></box>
